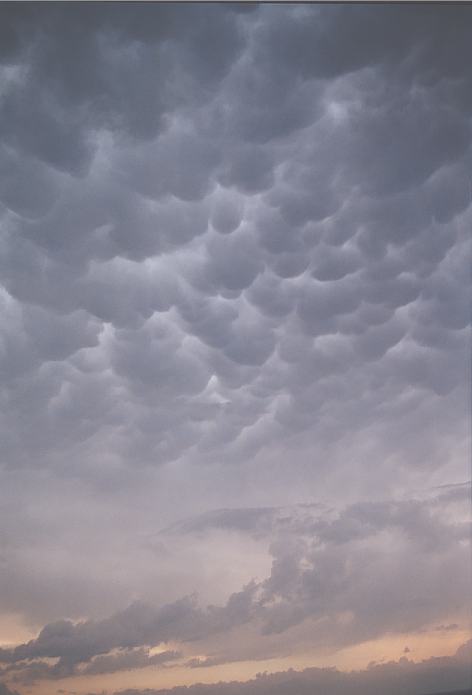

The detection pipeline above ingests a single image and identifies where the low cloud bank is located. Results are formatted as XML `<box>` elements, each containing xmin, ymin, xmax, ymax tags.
<box><xmin>98</xmin><ymin>641</ymin><xmax>472</xmax><ymax>695</ymax></box>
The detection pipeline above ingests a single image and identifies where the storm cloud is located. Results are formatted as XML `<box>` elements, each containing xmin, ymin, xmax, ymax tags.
<box><xmin>0</xmin><ymin>3</ymin><xmax>470</xmax><ymax>695</ymax></box>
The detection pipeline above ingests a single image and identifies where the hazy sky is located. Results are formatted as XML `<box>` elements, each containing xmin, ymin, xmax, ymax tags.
<box><xmin>0</xmin><ymin>4</ymin><xmax>471</xmax><ymax>695</ymax></box>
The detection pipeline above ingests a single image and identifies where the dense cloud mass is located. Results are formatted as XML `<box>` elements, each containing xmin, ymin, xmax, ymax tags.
<box><xmin>0</xmin><ymin>3</ymin><xmax>471</xmax><ymax>695</ymax></box>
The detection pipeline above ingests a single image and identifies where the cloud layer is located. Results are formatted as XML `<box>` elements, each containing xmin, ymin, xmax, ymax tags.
<box><xmin>1</xmin><ymin>485</ymin><xmax>470</xmax><ymax>687</ymax></box>
<box><xmin>0</xmin><ymin>3</ymin><xmax>470</xmax><ymax>694</ymax></box>
<box><xmin>93</xmin><ymin>642</ymin><xmax>472</xmax><ymax>695</ymax></box>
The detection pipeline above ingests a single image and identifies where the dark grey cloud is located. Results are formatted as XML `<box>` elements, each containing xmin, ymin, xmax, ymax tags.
<box><xmin>0</xmin><ymin>600</ymin><xmax>198</xmax><ymax>667</ymax></box>
<box><xmin>81</xmin><ymin>648</ymin><xmax>181</xmax><ymax>677</ymax></box>
<box><xmin>0</xmin><ymin>684</ymin><xmax>19</xmax><ymax>695</ymax></box>
<box><xmin>2</xmin><ymin>648</ymin><xmax>182</xmax><ymax>686</ymax></box>
<box><xmin>0</xmin><ymin>3</ymin><xmax>470</xmax><ymax>692</ymax></box>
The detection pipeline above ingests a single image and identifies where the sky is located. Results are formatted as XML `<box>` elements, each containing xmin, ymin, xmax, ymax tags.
<box><xmin>0</xmin><ymin>3</ymin><xmax>471</xmax><ymax>695</ymax></box>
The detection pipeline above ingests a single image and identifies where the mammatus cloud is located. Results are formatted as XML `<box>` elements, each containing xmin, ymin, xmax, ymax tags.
<box><xmin>0</xmin><ymin>3</ymin><xmax>471</xmax><ymax>694</ymax></box>
<box><xmin>0</xmin><ymin>3</ymin><xmax>470</xmax><ymax>480</ymax></box>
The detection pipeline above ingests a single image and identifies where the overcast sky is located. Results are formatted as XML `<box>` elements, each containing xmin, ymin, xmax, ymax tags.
<box><xmin>0</xmin><ymin>3</ymin><xmax>471</xmax><ymax>695</ymax></box>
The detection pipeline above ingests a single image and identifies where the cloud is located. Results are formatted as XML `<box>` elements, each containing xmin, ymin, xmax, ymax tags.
<box><xmin>0</xmin><ymin>3</ymin><xmax>470</xmax><ymax>691</ymax></box>
<box><xmin>0</xmin><ymin>2</ymin><xmax>469</xmax><ymax>485</ymax></box>
<box><xmin>82</xmin><ymin>648</ymin><xmax>182</xmax><ymax>676</ymax></box>
<box><xmin>1</xmin><ymin>487</ymin><xmax>469</xmax><ymax>684</ymax></box>
<box><xmin>2</xmin><ymin>649</ymin><xmax>182</xmax><ymax>686</ymax></box>
<box><xmin>89</xmin><ymin>641</ymin><xmax>472</xmax><ymax>695</ymax></box>
<box><xmin>0</xmin><ymin>685</ymin><xmax>19</xmax><ymax>695</ymax></box>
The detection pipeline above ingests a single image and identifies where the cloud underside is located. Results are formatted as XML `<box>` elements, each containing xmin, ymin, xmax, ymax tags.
<box><xmin>0</xmin><ymin>4</ymin><xmax>470</xmax><ymax>477</ymax></box>
<box><xmin>0</xmin><ymin>3</ymin><xmax>471</xmax><ymax>694</ymax></box>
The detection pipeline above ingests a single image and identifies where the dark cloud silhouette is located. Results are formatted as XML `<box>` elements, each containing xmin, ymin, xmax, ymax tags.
<box><xmin>2</xmin><ymin>649</ymin><xmax>182</xmax><ymax>686</ymax></box>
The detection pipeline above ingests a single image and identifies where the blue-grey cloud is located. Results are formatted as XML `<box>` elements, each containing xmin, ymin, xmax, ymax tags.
<box><xmin>0</xmin><ymin>4</ymin><xmax>470</xmax><ymax>692</ymax></box>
